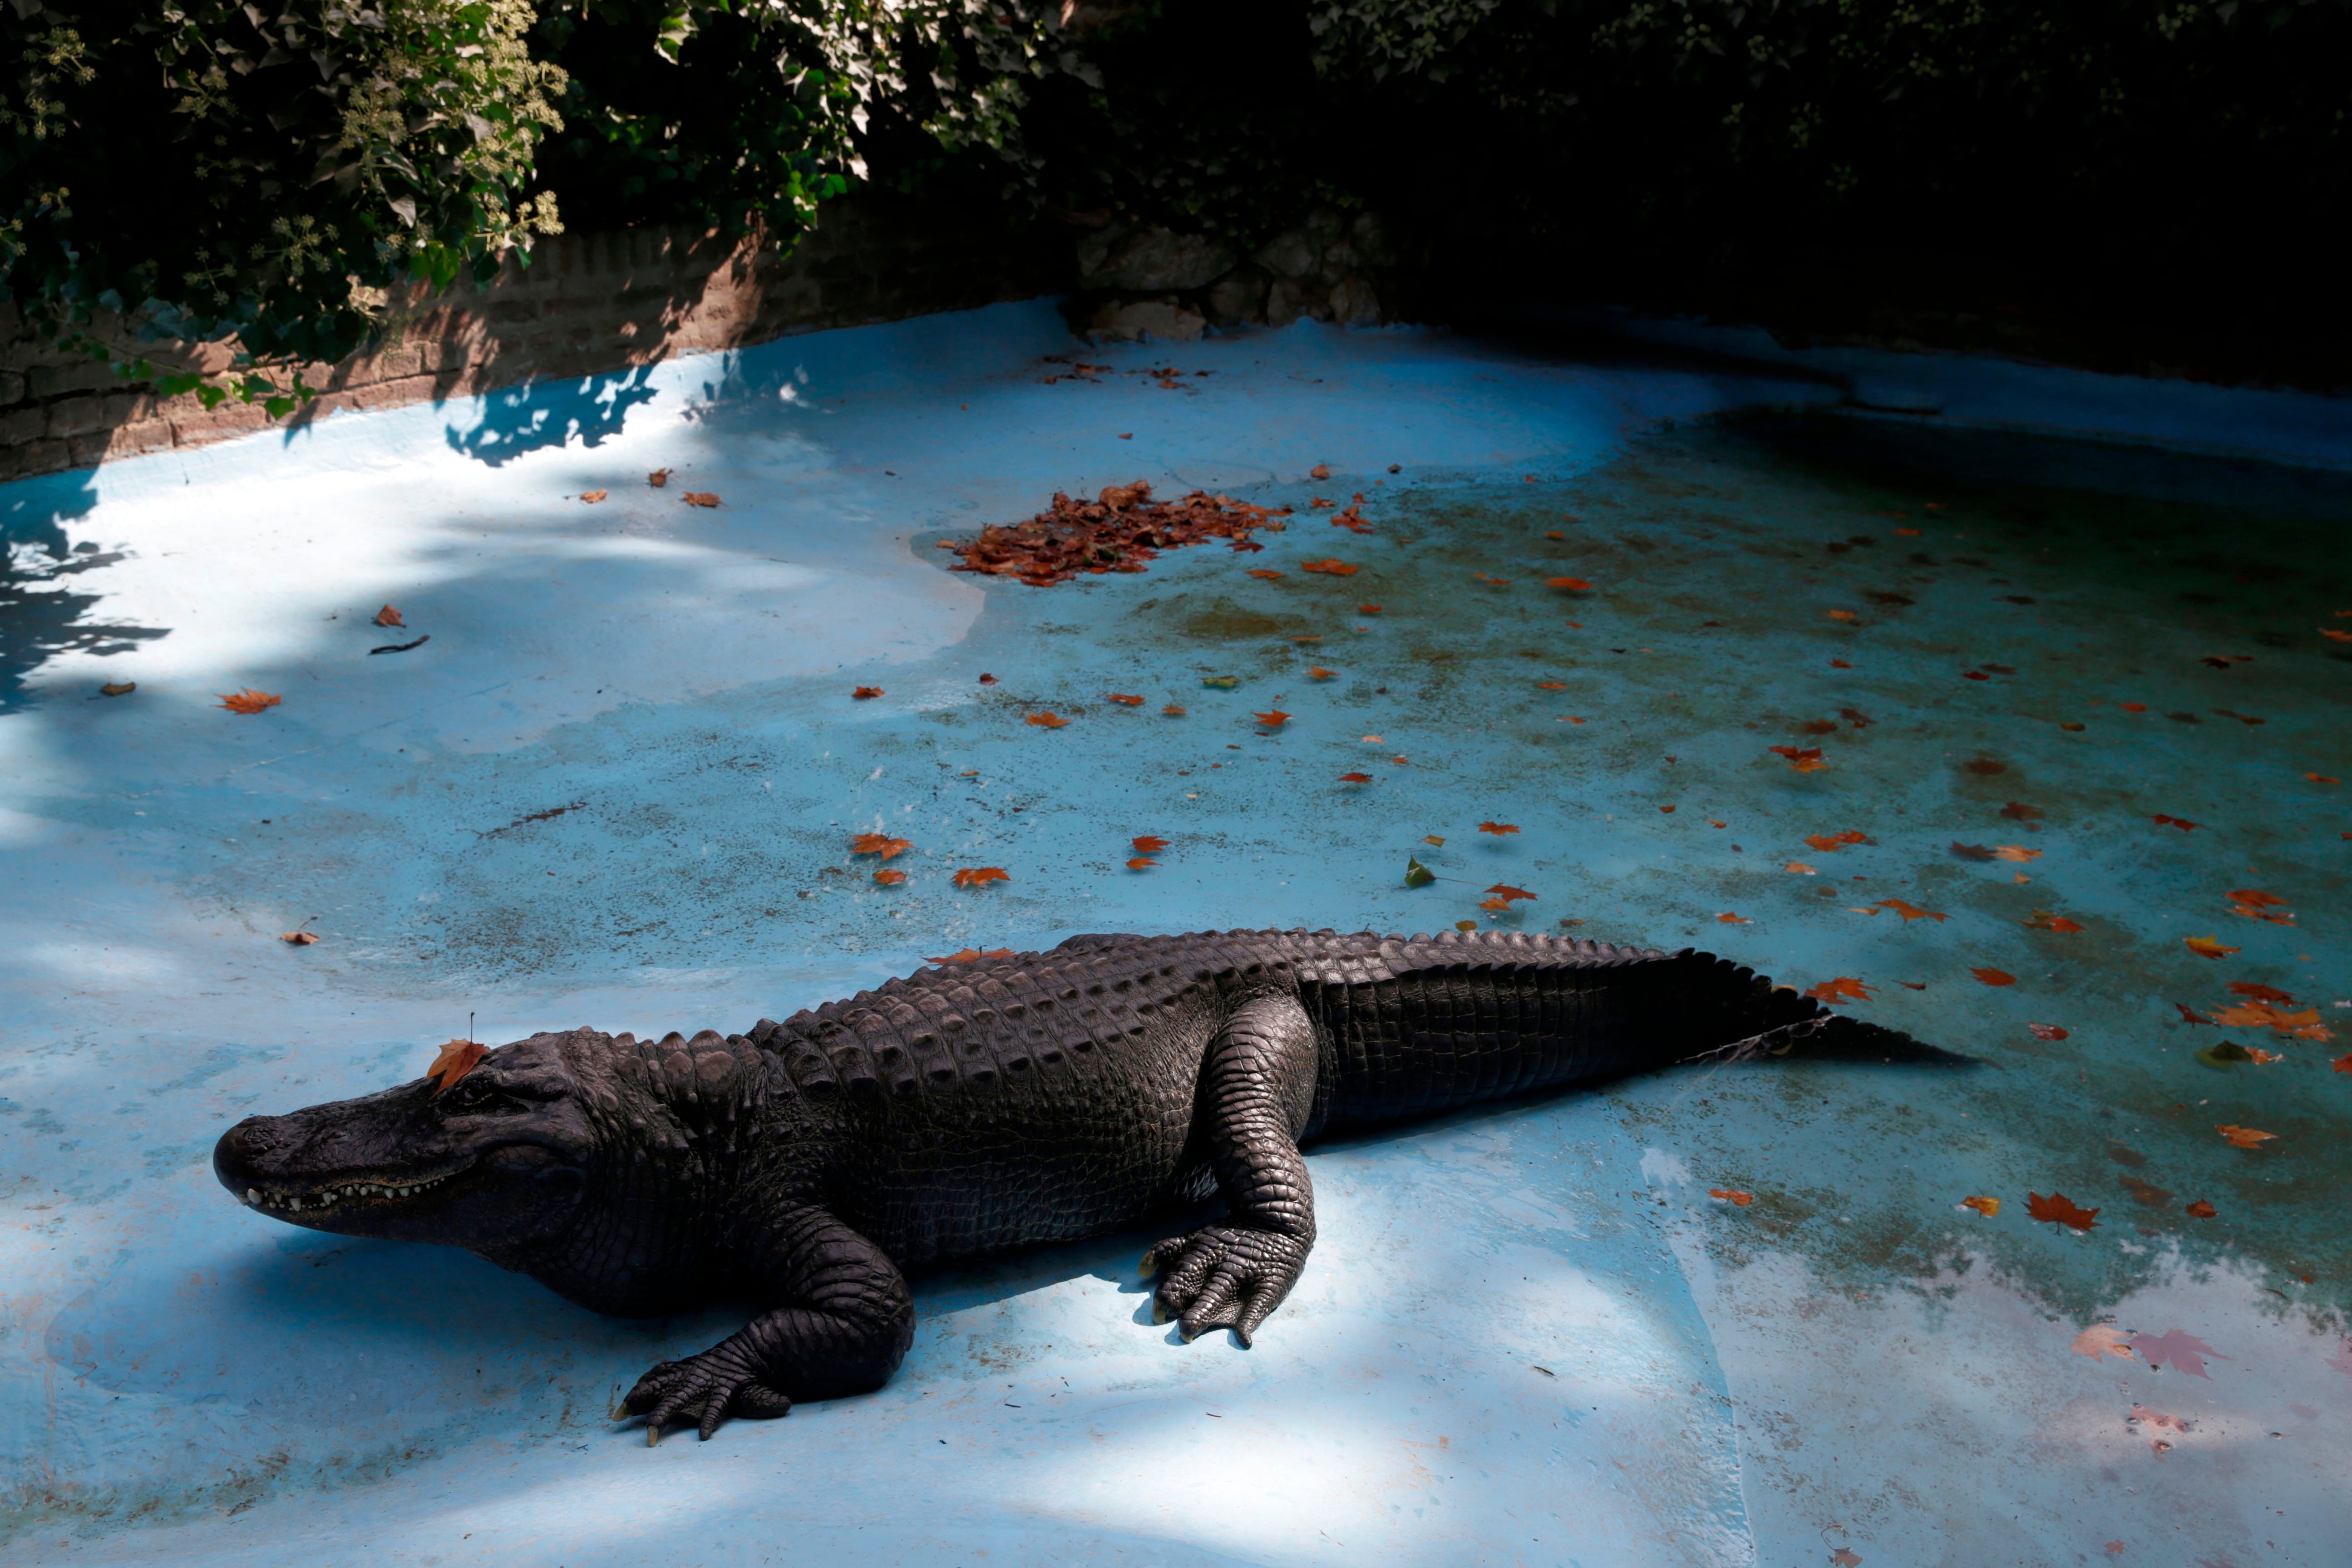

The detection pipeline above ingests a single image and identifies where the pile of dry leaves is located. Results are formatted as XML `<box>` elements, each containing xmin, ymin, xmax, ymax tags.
<box><xmin>943</xmin><ymin>482</ymin><xmax>1289</xmax><ymax>587</ymax></box>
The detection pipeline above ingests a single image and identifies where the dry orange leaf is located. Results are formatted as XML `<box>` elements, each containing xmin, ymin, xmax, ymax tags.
<box><xmin>1359</xmin><ymin>603</ymin><xmax>1382</xmax><ymax>613</ymax></box>
<box><xmin>1309</xmin><ymin>667</ymin><xmax>1335</xmax><ymax>680</ymax></box>
<box><xmin>1866</xmin><ymin>898</ymin><xmax>1946</xmax><ymax>923</ymax></box>
<box><xmin>929</xmin><ymin>947</ymin><xmax>1016</xmax><ymax>964</ymax></box>
<box><xmin>2027</xmin><ymin>1191</ymin><xmax>2099</xmax><ymax>1231</ymax></box>
<box><xmin>1026</xmin><ymin>712</ymin><xmax>1070</xmax><ymax>728</ymax></box>
<box><xmin>279</xmin><ymin>928</ymin><xmax>318</xmax><ymax>946</ymax></box>
<box><xmin>1163</xmin><ymin>704</ymin><xmax>1186</xmax><ymax>716</ymax></box>
<box><xmin>683</xmin><ymin>491</ymin><xmax>720</xmax><ymax>508</ymax></box>
<box><xmin>1971</xmin><ymin>966</ymin><xmax>2017</xmax><ymax>987</ymax></box>
<box><xmin>580</xmin><ymin>489</ymin><xmax>608</xmax><ymax>503</ymax></box>
<box><xmin>648</xmin><ymin>469</ymin><xmax>670</xmax><ymax>487</ymax></box>
<box><xmin>1478</xmin><ymin>821</ymin><xmax>1519</xmax><ymax>835</ymax></box>
<box><xmin>1247</xmin><ymin>568</ymin><xmax>1285</xmax><ymax>580</ymax></box>
<box><xmin>2071</xmin><ymin>1325</ymin><xmax>2133</xmax><ymax>1361</ymax></box>
<box><xmin>2024</xmin><ymin>910</ymin><xmax>2082</xmax><ymax>932</ymax></box>
<box><xmin>852</xmin><ymin>686</ymin><xmax>884</xmax><ymax>700</ymax></box>
<box><xmin>2305</xmin><ymin>771</ymin><xmax>2341</xmax><ymax>782</ymax></box>
<box><xmin>219</xmin><ymin>688</ymin><xmax>281</xmax><ymax>714</ymax></box>
<box><xmin>1534</xmin><ymin>681</ymin><xmax>1568</xmax><ymax>691</ymax></box>
<box><xmin>2185</xmin><ymin>1199</ymin><xmax>2217</xmax><ymax>1218</ymax></box>
<box><xmin>2028</xmin><ymin>1023</ymin><xmax>2069</xmax><ymax>1041</ymax></box>
<box><xmin>872</xmin><ymin>869</ymin><xmax>907</xmax><ymax>886</ymax></box>
<box><xmin>427</xmin><ymin>1038</ymin><xmax>487</xmax><ymax>1094</ymax></box>
<box><xmin>1254</xmin><ymin>710</ymin><xmax>1290</xmax><ymax>726</ymax></box>
<box><xmin>1716</xmin><ymin>912</ymin><xmax>1749</xmax><ymax>924</ymax></box>
<box><xmin>1339</xmin><ymin>771</ymin><xmax>1373</xmax><ymax>783</ymax></box>
<box><xmin>1127</xmin><ymin>857</ymin><xmax>1157</xmax><ymax>870</ymax></box>
<box><xmin>2216</xmin><ymin>1123</ymin><xmax>2275</xmax><ymax>1148</ymax></box>
<box><xmin>1784</xmin><ymin>861</ymin><xmax>1819</xmax><ymax>875</ymax></box>
<box><xmin>1804</xmin><ymin>829</ymin><xmax>1874</xmax><ymax>852</ymax></box>
<box><xmin>952</xmin><ymin>867</ymin><xmax>1011</xmax><ymax>889</ymax></box>
<box><xmin>1826</xmin><ymin>609</ymin><xmax>1858</xmax><ymax>621</ymax></box>
<box><xmin>374</xmin><ymin>604</ymin><xmax>405</xmax><ymax>627</ymax></box>
<box><xmin>2184</xmin><ymin>936</ymin><xmax>2240</xmax><ymax>959</ymax></box>
<box><xmin>1485</xmin><ymin>883</ymin><xmax>1536</xmax><ymax>904</ymax></box>
<box><xmin>1708</xmin><ymin>1188</ymin><xmax>1755</xmax><ymax>1206</ymax></box>
<box><xmin>1132</xmin><ymin>836</ymin><xmax>1169</xmax><ymax>854</ymax></box>
<box><xmin>1807</xmin><ymin>976</ymin><xmax>1873</xmax><ymax>1004</ymax></box>
<box><xmin>1309</xmin><ymin>462</ymin><xmax>1331</xmax><ymax>479</ymax></box>
<box><xmin>1106</xmin><ymin>693</ymin><xmax>1144</xmax><ymax>705</ymax></box>
<box><xmin>1993</xmin><ymin>845</ymin><xmax>2042</xmax><ymax>862</ymax></box>
<box><xmin>1300</xmin><ymin>559</ymin><xmax>1359</xmax><ymax>575</ymax></box>
<box><xmin>850</xmin><ymin>834</ymin><xmax>912</xmax><ymax>860</ymax></box>
<box><xmin>2152</xmin><ymin>814</ymin><xmax>2200</xmax><ymax>830</ymax></box>
<box><xmin>1767</xmin><ymin>745</ymin><xmax>1827</xmax><ymax>772</ymax></box>
<box><xmin>1544</xmin><ymin>577</ymin><xmax>1592</xmax><ymax>591</ymax></box>
<box><xmin>1961</xmin><ymin>1195</ymin><xmax>2001</xmax><ymax>1218</ymax></box>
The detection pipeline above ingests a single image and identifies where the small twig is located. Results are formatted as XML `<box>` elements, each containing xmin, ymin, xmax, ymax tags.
<box><xmin>369</xmin><ymin>634</ymin><xmax>430</xmax><ymax>655</ymax></box>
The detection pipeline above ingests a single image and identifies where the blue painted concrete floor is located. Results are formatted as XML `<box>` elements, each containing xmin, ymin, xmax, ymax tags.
<box><xmin>4</xmin><ymin>302</ymin><xmax>2349</xmax><ymax>1567</ymax></box>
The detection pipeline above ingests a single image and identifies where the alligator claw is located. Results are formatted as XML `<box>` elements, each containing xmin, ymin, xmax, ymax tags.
<box><xmin>618</xmin><ymin>1344</ymin><xmax>791</xmax><ymax>1446</ymax></box>
<box><xmin>1142</xmin><ymin>1223</ymin><xmax>1311</xmax><ymax>1347</ymax></box>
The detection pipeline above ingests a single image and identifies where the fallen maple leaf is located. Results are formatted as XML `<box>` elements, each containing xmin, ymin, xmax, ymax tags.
<box><xmin>647</xmin><ymin>469</ymin><xmax>670</xmax><ymax>487</ymax></box>
<box><xmin>2072</xmin><ymin>1325</ymin><xmax>2134</xmax><ymax>1361</ymax></box>
<box><xmin>1485</xmin><ymin>884</ymin><xmax>1536</xmax><ymax>904</ymax></box>
<box><xmin>1247</xmin><ymin>568</ymin><xmax>1285</xmax><ymax>580</ymax></box>
<box><xmin>1338</xmin><ymin>771</ymin><xmax>1373</xmax><ymax>783</ymax></box>
<box><xmin>374</xmin><ymin>604</ymin><xmax>405</xmax><ymax>628</ymax></box>
<box><xmin>1767</xmin><ymin>745</ymin><xmax>1828</xmax><ymax>772</ymax></box>
<box><xmin>2185</xmin><ymin>1199</ymin><xmax>2217</xmax><ymax>1218</ymax></box>
<box><xmin>850</xmin><ymin>833</ymin><xmax>912</xmax><ymax>860</ymax></box>
<box><xmin>2023</xmin><ymin>910</ymin><xmax>2083</xmax><ymax>932</ymax></box>
<box><xmin>1867</xmin><ymin>898</ymin><xmax>1946</xmax><ymax>923</ymax></box>
<box><xmin>1544</xmin><ymin>576</ymin><xmax>1593</xmax><ymax>591</ymax></box>
<box><xmin>100</xmin><ymin>681</ymin><xmax>135</xmax><ymax>696</ymax></box>
<box><xmin>1971</xmin><ymin>967</ymin><xmax>2018</xmax><ymax>987</ymax></box>
<box><xmin>1308</xmin><ymin>667</ymin><xmax>1335</xmax><ymax>680</ymax></box>
<box><xmin>2130</xmin><ymin>1329</ymin><xmax>2229</xmax><ymax>1378</ymax></box>
<box><xmin>2000</xmin><ymin>802</ymin><xmax>2044</xmax><ymax>820</ymax></box>
<box><xmin>1478</xmin><ymin>821</ymin><xmax>1519</xmax><ymax>836</ymax></box>
<box><xmin>1471</xmin><ymin>572</ymin><xmax>1512</xmax><ymax>585</ymax></box>
<box><xmin>2305</xmin><ymin>771</ymin><xmax>2342</xmax><ymax>782</ymax></box>
<box><xmin>1828</xmin><ymin>609</ymin><xmax>1859</xmax><ymax>622</ymax></box>
<box><xmin>1254</xmin><ymin>710</ymin><xmax>1289</xmax><ymax>727</ymax></box>
<box><xmin>2229</xmin><ymin>981</ymin><xmax>2294</xmax><ymax>1002</ymax></box>
<box><xmin>1804</xmin><ymin>829</ymin><xmax>1875</xmax><ymax>852</ymax></box>
<box><xmin>2152</xmin><ymin>814</ymin><xmax>2200</xmax><ymax>830</ymax></box>
<box><xmin>580</xmin><ymin>489</ymin><xmax>608</xmax><ymax>504</ymax></box>
<box><xmin>2216</xmin><ymin>1123</ymin><xmax>2275</xmax><ymax>1148</ymax></box>
<box><xmin>1359</xmin><ymin>603</ymin><xmax>1382</xmax><ymax>613</ymax></box>
<box><xmin>1961</xmin><ymin>1195</ymin><xmax>2001</xmax><ymax>1218</ymax></box>
<box><xmin>1128</xmin><ymin>837</ymin><xmax>1169</xmax><ymax>858</ymax></box>
<box><xmin>872</xmin><ymin>868</ymin><xmax>906</xmax><ymax>886</ymax></box>
<box><xmin>1535</xmin><ymin>681</ymin><xmax>1568</xmax><ymax>690</ymax></box>
<box><xmin>1993</xmin><ymin>845</ymin><xmax>2042</xmax><ymax>862</ymax></box>
<box><xmin>1163</xmin><ymin>704</ymin><xmax>1186</xmax><ymax>716</ymax></box>
<box><xmin>218</xmin><ymin>688</ymin><xmax>281</xmax><ymax>714</ymax></box>
<box><xmin>2028</xmin><ymin>1023</ymin><xmax>2069</xmax><ymax>1041</ymax></box>
<box><xmin>928</xmin><ymin>947</ymin><xmax>1017</xmax><ymax>964</ymax></box>
<box><xmin>1421</xmin><ymin>835</ymin><xmax>1444</xmax><ymax>846</ymax></box>
<box><xmin>1829</xmin><ymin>1549</ymin><xmax>1861</xmax><ymax>1567</ymax></box>
<box><xmin>2184</xmin><ymin>936</ymin><xmax>2240</xmax><ymax>959</ymax></box>
<box><xmin>2226</xmin><ymin>888</ymin><xmax>2288</xmax><ymax>907</ymax></box>
<box><xmin>1807</xmin><ymin>976</ymin><xmax>1873</xmax><ymax>1005</ymax></box>
<box><xmin>427</xmin><ymin>1038</ymin><xmax>487</xmax><ymax>1094</ymax></box>
<box><xmin>279</xmin><ymin>928</ymin><xmax>318</xmax><ymax>946</ymax></box>
<box><xmin>1708</xmin><ymin>1188</ymin><xmax>1755</xmax><ymax>1207</ymax></box>
<box><xmin>682</xmin><ymin>491</ymin><xmax>720</xmax><ymax>507</ymax></box>
<box><xmin>1784</xmin><ymin>861</ymin><xmax>1818</xmax><ymax>875</ymax></box>
<box><xmin>1127</xmin><ymin>857</ymin><xmax>1157</xmax><ymax>870</ymax></box>
<box><xmin>1105</xmin><ymin>693</ymin><xmax>1144</xmax><ymax>706</ymax></box>
<box><xmin>1309</xmin><ymin>462</ymin><xmax>1330</xmax><ymax>480</ymax></box>
<box><xmin>1300</xmin><ymin>559</ymin><xmax>1358</xmax><ymax>575</ymax></box>
<box><xmin>2128</xmin><ymin>1404</ymin><xmax>2188</xmax><ymax>1433</ymax></box>
<box><xmin>951</xmin><ymin>867</ymin><xmax>1010</xmax><ymax>889</ymax></box>
<box><xmin>852</xmin><ymin>686</ymin><xmax>883</xmax><ymax>700</ymax></box>
<box><xmin>1949</xmin><ymin>842</ymin><xmax>1996</xmax><ymax>861</ymax></box>
<box><xmin>1025</xmin><ymin>712</ymin><xmax>1070</xmax><ymax>728</ymax></box>
<box><xmin>2027</xmin><ymin>1191</ymin><xmax>2099</xmax><ymax>1231</ymax></box>
<box><xmin>2175</xmin><ymin>1002</ymin><xmax>2214</xmax><ymax>1024</ymax></box>
<box><xmin>2337</xmin><ymin>1053</ymin><xmax>2352</xmax><ymax>1073</ymax></box>
<box><xmin>1716</xmin><ymin>912</ymin><xmax>1749</xmax><ymax>924</ymax></box>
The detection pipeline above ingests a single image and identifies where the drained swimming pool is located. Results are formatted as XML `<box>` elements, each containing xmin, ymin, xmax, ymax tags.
<box><xmin>4</xmin><ymin>302</ymin><xmax>2347</xmax><ymax>1565</ymax></box>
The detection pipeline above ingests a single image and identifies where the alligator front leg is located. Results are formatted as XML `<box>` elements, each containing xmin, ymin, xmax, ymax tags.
<box><xmin>1146</xmin><ymin>993</ymin><xmax>1320</xmax><ymax>1346</ymax></box>
<box><xmin>617</xmin><ymin>1205</ymin><xmax>914</xmax><ymax>1444</ymax></box>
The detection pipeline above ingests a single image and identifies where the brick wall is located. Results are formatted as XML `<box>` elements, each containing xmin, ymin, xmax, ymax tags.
<box><xmin>0</xmin><ymin>192</ymin><xmax>1065</xmax><ymax>484</ymax></box>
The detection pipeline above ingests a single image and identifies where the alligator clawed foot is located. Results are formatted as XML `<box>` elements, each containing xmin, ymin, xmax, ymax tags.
<box><xmin>616</xmin><ymin>1349</ymin><xmax>792</xmax><ymax>1445</ymax></box>
<box><xmin>1141</xmin><ymin>1223</ymin><xmax>1311</xmax><ymax>1347</ymax></box>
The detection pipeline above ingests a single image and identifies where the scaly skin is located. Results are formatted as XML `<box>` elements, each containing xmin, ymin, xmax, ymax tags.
<box><xmin>213</xmin><ymin>928</ymin><xmax>1954</xmax><ymax>1442</ymax></box>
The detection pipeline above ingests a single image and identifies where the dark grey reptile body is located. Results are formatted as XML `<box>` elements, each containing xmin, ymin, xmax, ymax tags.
<box><xmin>215</xmin><ymin>927</ymin><xmax>1923</xmax><ymax>1442</ymax></box>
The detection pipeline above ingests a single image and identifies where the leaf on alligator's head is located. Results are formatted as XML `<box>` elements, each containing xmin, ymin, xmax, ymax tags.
<box><xmin>428</xmin><ymin>1039</ymin><xmax>487</xmax><ymax>1095</ymax></box>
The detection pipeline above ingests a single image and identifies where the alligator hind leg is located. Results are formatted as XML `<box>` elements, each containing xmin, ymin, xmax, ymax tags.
<box><xmin>1146</xmin><ymin>993</ymin><xmax>1320</xmax><ymax>1345</ymax></box>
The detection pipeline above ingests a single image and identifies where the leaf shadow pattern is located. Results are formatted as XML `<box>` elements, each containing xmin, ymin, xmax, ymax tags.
<box><xmin>443</xmin><ymin>364</ymin><xmax>666</xmax><ymax>467</ymax></box>
<box><xmin>1</xmin><ymin>470</ymin><xmax>169</xmax><ymax>712</ymax></box>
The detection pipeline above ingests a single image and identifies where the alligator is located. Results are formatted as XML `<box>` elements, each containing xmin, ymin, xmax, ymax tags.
<box><xmin>213</xmin><ymin>928</ymin><xmax>1952</xmax><ymax>1444</ymax></box>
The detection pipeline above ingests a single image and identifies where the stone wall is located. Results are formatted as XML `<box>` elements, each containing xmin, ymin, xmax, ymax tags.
<box><xmin>0</xmin><ymin>192</ymin><xmax>1065</xmax><ymax>485</ymax></box>
<box><xmin>1072</xmin><ymin>210</ymin><xmax>1409</xmax><ymax>342</ymax></box>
